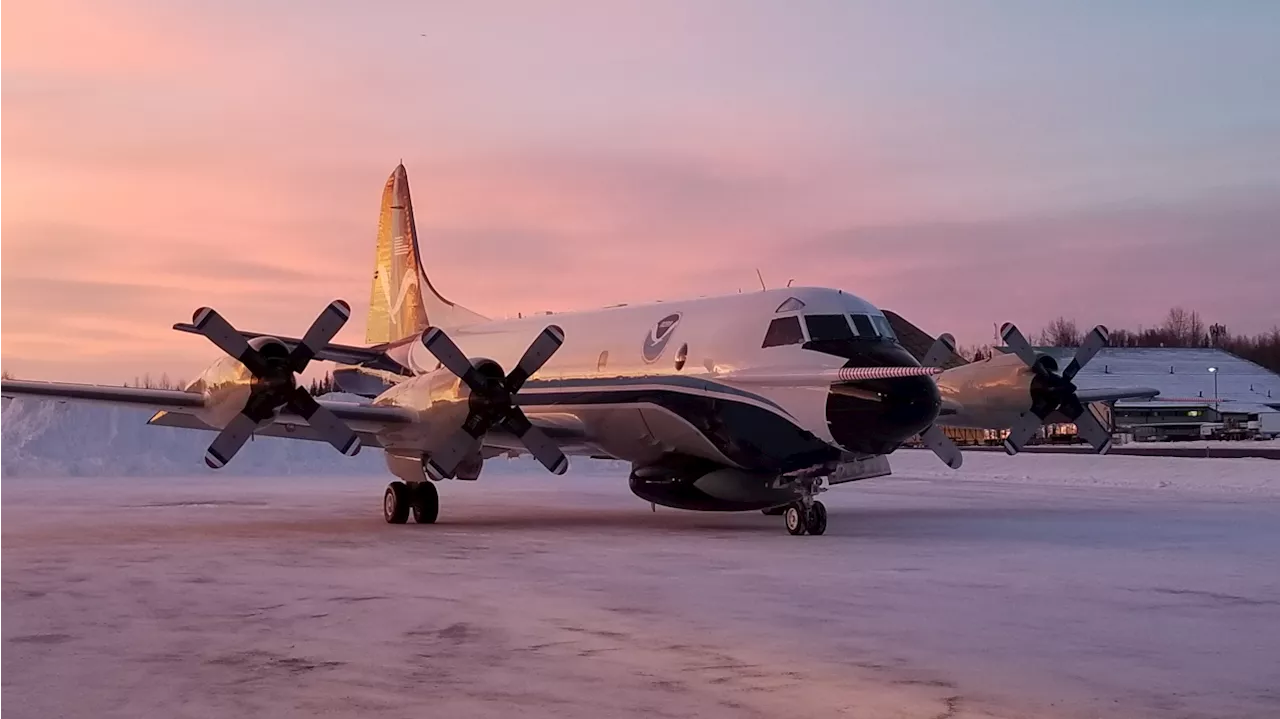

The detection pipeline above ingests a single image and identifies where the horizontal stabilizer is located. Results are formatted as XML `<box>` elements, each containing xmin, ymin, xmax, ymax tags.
<box><xmin>171</xmin><ymin>323</ymin><xmax>406</xmax><ymax>373</ymax></box>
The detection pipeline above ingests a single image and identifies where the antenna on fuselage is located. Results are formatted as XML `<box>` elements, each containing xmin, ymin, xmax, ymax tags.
<box><xmin>755</xmin><ymin>268</ymin><xmax>767</xmax><ymax>291</ymax></box>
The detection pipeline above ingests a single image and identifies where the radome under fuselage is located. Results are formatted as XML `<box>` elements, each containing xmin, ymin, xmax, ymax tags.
<box><xmin>368</xmin><ymin>286</ymin><xmax>940</xmax><ymax>476</ymax></box>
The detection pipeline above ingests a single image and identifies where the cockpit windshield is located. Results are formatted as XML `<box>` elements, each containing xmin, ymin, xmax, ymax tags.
<box><xmin>870</xmin><ymin>314</ymin><xmax>897</xmax><ymax>340</ymax></box>
<box><xmin>762</xmin><ymin>316</ymin><xmax>804</xmax><ymax>347</ymax></box>
<box><xmin>804</xmin><ymin>314</ymin><xmax>854</xmax><ymax>341</ymax></box>
<box><xmin>762</xmin><ymin>312</ymin><xmax>898</xmax><ymax>348</ymax></box>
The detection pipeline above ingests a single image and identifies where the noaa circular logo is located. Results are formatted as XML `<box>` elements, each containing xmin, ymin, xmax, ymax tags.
<box><xmin>642</xmin><ymin>313</ymin><xmax>683</xmax><ymax>363</ymax></box>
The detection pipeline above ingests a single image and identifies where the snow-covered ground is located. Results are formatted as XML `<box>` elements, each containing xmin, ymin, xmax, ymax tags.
<box><xmin>4</xmin><ymin>452</ymin><xmax>1279</xmax><ymax>719</ymax></box>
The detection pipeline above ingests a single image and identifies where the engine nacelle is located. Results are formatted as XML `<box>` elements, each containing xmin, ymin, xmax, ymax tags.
<box><xmin>371</xmin><ymin>358</ymin><xmax>505</xmax><ymax>464</ymax></box>
<box><xmin>183</xmin><ymin>336</ymin><xmax>292</xmax><ymax>429</ymax></box>
<box><xmin>629</xmin><ymin>463</ymin><xmax>798</xmax><ymax>512</ymax></box>
<box><xmin>934</xmin><ymin>352</ymin><xmax>1036</xmax><ymax>430</ymax></box>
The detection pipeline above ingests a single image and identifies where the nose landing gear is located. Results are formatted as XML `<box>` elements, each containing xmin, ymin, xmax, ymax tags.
<box><xmin>768</xmin><ymin>476</ymin><xmax>828</xmax><ymax>535</ymax></box>
<box><xmin>783</xmin><ymin>499</ymin><xmax>828</xmax><ymax>536</ymax></box>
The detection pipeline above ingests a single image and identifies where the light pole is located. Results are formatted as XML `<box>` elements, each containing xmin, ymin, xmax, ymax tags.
<box><xmin>1208</xmin><ymin>366</ymin><xmax>1218</xmax><ymax>401</ymax></box>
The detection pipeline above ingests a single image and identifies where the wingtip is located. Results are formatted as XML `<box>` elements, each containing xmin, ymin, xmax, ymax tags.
<box><xmin>1002</xmin><ymin>440</ymin><xmax>1019</xmax><ymax>456</ymax></box>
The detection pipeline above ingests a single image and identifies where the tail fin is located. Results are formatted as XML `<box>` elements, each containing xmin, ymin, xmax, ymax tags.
<box><xmin>366</xmin><ymin>163</ymin><xmax>488</xmax><ymax>343</ymax></box>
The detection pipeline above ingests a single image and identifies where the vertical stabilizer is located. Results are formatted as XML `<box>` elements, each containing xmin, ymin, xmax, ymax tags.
<box><xmin>366</xmin><ymin>164</ymin><xmax>488</xmax><ymax>343</ymax></box>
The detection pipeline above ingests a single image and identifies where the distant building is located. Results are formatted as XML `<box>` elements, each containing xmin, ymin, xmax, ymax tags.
<box><xmin>1002</xmin><ymin>347</ymin><xmax>1280</xmax><ymax>443</ymax></box>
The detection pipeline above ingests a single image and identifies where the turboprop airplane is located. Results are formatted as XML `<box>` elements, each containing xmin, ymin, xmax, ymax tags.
<box><xmin>1</xmin><ymin>164</ymin><xmax>1159</xmax><ymax>535</ymax></box>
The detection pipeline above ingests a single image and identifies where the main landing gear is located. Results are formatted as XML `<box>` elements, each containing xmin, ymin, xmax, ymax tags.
<box><xmin>383</xmin><ymin>481</ymin><xmax>439</xmax><ymax>524</ymax></box>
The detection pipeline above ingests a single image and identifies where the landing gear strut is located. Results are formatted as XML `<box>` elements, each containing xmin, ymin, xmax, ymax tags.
<box><xmin>384</xmin><ymin>481</ymin><xmax>440</xmax><ymax>524</ymax></box>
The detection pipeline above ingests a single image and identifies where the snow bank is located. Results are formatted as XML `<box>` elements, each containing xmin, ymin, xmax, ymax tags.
<box><xmin>1</xmin><ymin>397</ymin><xmax>387</xmax><ymax>477</ymax></box>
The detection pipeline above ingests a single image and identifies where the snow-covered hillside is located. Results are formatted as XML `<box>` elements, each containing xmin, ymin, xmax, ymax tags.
<box><xmin>1</xmin><ymin>397</ymin><xmax>388</xmax><ymax>477</ymax></box>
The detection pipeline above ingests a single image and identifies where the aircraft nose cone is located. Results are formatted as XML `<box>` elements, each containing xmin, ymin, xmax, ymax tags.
<box><xmin>825</xmin><ymin>350</ymin><xmax>941</xmax><ymax>456</ymax></box>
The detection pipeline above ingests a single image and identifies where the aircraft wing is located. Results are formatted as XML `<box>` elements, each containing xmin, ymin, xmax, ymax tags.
<box><xmin>5</xmin><ymin>377</ymin><xmax>592</xmax><ymax>458</ymax></box>
<box><xmin>170</xmin><ymin>323</ymin><xmax>406</xmax><ymax>372</ymax></box>
<box><xmin>146</xmin><ymin>401</ymin><xmax>418</xmax><ymax>449</ymax></box>
<box><xmin>1</xmin><ymin>379</ymin><xmax>207</xmax><ymax>411</ymax></box>
<box><xmin>1075</xmin><ymin>387</ymin><xmax>1161</xmax><ymax>403</ymax></box>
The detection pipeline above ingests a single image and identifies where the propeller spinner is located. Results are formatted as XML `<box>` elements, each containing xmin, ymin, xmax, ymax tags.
<box><xmin>419</xmin><ymin>325</ymin><xmax>569</xmax><ymax>479</ymax></box>
<box><xmin>190</xmin><ymin>300</ymin><xmax>362</xmax><ymax>468</ymax></box>
<box><xmin>1000</xmin><ymin>323</ymin><xmax>1112</xmax><ymax>455</ymax></box>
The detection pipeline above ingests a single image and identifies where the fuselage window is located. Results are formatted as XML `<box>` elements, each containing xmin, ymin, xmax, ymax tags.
<box><xmin>674</xmin><ymin>343</ymin><xmax>688</xmax><ymax>371</ymax></box>
<box><xmin>762</xmin><ymin>316</ymin><xmax>804</xmax><ymax>347</ymax></box>
<box><xmin>597</xmin><ymin>350</ymin><xmax>609</xmax><ymax>372</ymax></box>
<box><xmin>851</xmin><ymin>314</ymin><xmax>876</xmax><ymax>337</ymax></box>
<box><xmin>871</xmin><ymin>315</ymin><xmax>897</xmax><ymax>340</ymax></box>
<box><xmin>804</xmin><ymin>314</ymin><xmax>854</xmax><ymax>341</ymax></box>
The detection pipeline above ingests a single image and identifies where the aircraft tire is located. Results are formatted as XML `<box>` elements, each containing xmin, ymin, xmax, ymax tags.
<box><xmin>784</xmin><ymin>504</ymin><xmax>807</xmax><ymax>535</ymax></box>
<box><xmin>384</xmin><ymin>482</ymin><xmax>411</xmax><ymax>524</ymax></box>
<box><xmin>807</xmin><ymin>501</ymin><xmax>828</xmax><ymax>536</ymax></box>
<box><xmin>412</xmin><ymin>481</ymin><xmax>439</xmax><ymax>524</ymax></box>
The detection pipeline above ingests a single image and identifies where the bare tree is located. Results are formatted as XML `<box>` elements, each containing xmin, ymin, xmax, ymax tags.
<box><xmin>1162</xmin><ymin>307</ymin><xmax>1193</xmax><ymax>347</ymax></box>
<box><xmin>1037</xmin><ymin>316</ymin><xmax>1082</xmax><ymax>347</ymax></box>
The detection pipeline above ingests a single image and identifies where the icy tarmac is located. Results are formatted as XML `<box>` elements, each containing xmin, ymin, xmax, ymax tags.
<box><xmin>4</xmin><ymin>453</ymin><xmax>1279</xmax><ymax>718</ymax></box>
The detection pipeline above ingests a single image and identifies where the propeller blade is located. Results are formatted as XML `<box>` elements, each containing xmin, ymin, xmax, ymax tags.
<box><xmin>205</xmin><ymin>412</ymin><xmax>259</xmax><ymax>468</ymax></box>
<box><xmin>191</xmin><ymin>307</ymin><xmax>270</xmax><ymax>376</ymax></box>
<box><xmin>290</xmin><ymin>300</ymin><xmax>352</xmax><ymax>373</ymax></box>
<box><xmin>1062</xmin><ymin>325</ymin><xmax>1109</xmax><ymax>381</ymax></box>
<box><xmin>1002</xmin><ymin>412</ymin><xmax>1042</xmax><ymax>455</ymax></box>
<box><xmin>501</xmin><ymin>408</ymin><xmax>569</xmax><ymax>475</ymax></box>
<box><xmin>921</xmin><ymin>333</ymin><xmax>957</xmax><ymax>369</ymax></box>
<box><xmin>505</xmin><ymin>325</ymin><xmax>565</xmax><ymax>394</ymax></box>
<box><xmin>421</xmin><ymin>327</ymin><xmax>481</xmax><ymax>390</ymax></box>
<box><xmin>286</xmin><ymin>388</ymin><xmax>361</xmax><ymax>457</ymax></box>
<box><xmin>919</xmin><ymin>424</ymin><xmax>963</xmax><ymax>469</ymax></box>
<box><xmin>999</xmin><ymin>323</ymin><xmax>1040</xmax><ymax>368</ymax></box>
<box><xmin>1072</xmin><ymin>406</ymin><xmax>1113</xmax><ymax>455</ymax></box>
<box><xmin>423</xmin><ymin>427</ymin><xmax>480</xmax><ymax>480</ymax></box>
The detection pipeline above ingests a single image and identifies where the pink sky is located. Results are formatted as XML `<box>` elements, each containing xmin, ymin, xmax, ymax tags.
<box><xmin>4</xmin><ymin>1</ymin><xmax>1279</xmax><ymax>383</ymax></box>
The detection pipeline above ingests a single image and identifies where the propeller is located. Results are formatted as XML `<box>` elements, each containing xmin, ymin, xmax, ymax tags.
<box><xmin>191</xmin><ymin>300</ymin><xmax>362</xmax><ymax>468</ymax></box>
<box><xmin>1000</xmin><ymin>323</ymin><xmax>1112</xmax><ymax>456</ymax></box>
<box><xmin>918</xmin><ymin>332</ymin><xmax>963</xmax><ymax>469</ymax></box>
<box><xmin>419</xmin><ymin>325</ymin><xmax>569</xmax><ymax>479</ymax></box>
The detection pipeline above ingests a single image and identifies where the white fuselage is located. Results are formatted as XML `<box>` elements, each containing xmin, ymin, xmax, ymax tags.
<box><xmin>369</xmin><ymin>286</ymin><xmax>945</xmax><ymax>474</ymax></box>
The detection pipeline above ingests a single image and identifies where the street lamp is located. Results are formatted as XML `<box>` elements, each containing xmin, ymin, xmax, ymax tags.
<box><xmin>1208</xmin><ymin>366</ymin><xmax>1218</xmax><ymax>400</ymax></box>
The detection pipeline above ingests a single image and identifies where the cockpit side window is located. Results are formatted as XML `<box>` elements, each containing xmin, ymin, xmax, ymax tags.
<box><xmin>850</xmin><ymin>314</ymin><xmax>876</xmax><ymax>337</ymax></box>
<box><xmin>871</xmin><ymin>315</ymin><xmax>897</xmax><ymax>340</ymax></box>
<box><xmin>804</xmin><ymin>314</ymin><xmax>855</xmax><ymax>341</ymax></box>
<box><xmin>762</xmin><ymin>316</ymin><xmax>804</xmax><ymax>347</ymax></box>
